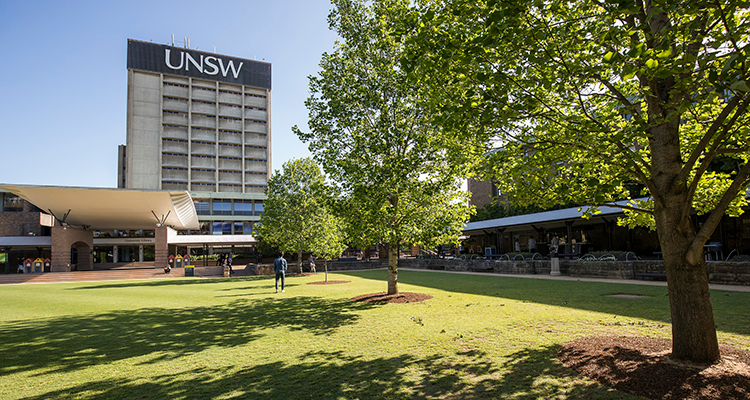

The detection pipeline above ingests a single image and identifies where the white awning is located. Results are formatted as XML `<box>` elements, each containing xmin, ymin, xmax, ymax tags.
<box><xmin>0</xmin><ymin>184</ymin><xmax>200</xmax><ymax>231</ymax></box>
<box><xmin>463</xmin><ymin>202</ymin><xmax>631</xmax><ymax>234</ymax></box>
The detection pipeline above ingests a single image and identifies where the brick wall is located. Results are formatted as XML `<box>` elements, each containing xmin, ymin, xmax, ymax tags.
<box><xmin>0</xmin><ymin>212</ymin><xmax>43</xmax><ymax>236</ymax></box>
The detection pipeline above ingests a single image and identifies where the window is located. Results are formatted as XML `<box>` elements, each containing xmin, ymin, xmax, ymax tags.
<box><xmin>2</xmin><ymin>194</ymin><xmax>23</xmax><ymax>212</ymax></box>
<box><xmin>234</xmin><ymin>201</ymin><xmax>253</xmax><ymax>216</ymax></box>
<box><xmin>212</xmin><ymin>201</ymin><xmax>232</xmax><ymax>216</ymax></box>
<box><xmin>233</xmin><ymin>222</ymin><xmax>253</xmax><ymax>235</ymax></box>
<box><xmin>212</xmin><ymin>222</ymin><xmax>232</xmax><ymax>235</ymax></box>
<box><xmin>193</xmin><ymin>199</ymin><xmax>210</xmax><ymax>215</ymax></box>
<box><xmin>254</xmin><ymin>202</ymin><xmax>264</xmax><ymax>216</ymax></box>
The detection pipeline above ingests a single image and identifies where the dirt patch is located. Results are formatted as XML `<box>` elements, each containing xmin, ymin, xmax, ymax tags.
<box><xmin>559</xmin><ymin>336</ymin><xmax>750</xmax><ymax>399</ymax></box>
<box><xmin>351</xmin><ymin>292</ymin><xmax>433</xmax><ymax>304</ymax></box>
<box><xmin>307</xmin><ymin>280</ymin><xmax>350</xmax><ymax>285</ymax></box>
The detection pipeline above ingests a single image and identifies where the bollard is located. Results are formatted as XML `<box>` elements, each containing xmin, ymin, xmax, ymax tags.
<box><xmin>550</xmin><ymin>257</ymin><xmax>561</xmax><ymax>276</ymax></box>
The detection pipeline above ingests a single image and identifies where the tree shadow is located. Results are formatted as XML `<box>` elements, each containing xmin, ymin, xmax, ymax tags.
<box><xmin>66</xmin><ymin>275</ymin><xmax>272</xmax><ymax>290</ymax></box>
<box><xmin>22</xmin><ymin>346</ymin><xmax>637</xmax><ymax>399</ymax></box>
<box><xmin>337</xmin><ymin>269</ymin><xmax>750</xmax><ymax>336</ymax></box>
<box><xmin>0</xmin><ymin>297</ymin><xmax>377</xmax><ymax>375</ymax></box>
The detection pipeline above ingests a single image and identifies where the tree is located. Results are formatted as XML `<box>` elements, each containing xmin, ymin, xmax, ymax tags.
<box><xmin>255</xmin><ymin>158</ymin><xmax>342</xmax><ymax>273</ymax></box>
<box><xmin>308</xmin><ymin>211</ymin><xmax>347</xmax><ymax>282</ymax></box>
<box><xmin>406</xmin><ymin>1</ymin><xmax>750</xmax><ymax>362</ymax></box>
<box><xmin>294</xmin><ymin>0</ymin><xmax>480</xmax><ymax>295</ymax></box>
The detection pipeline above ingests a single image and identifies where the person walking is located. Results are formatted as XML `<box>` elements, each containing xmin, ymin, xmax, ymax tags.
<box><xmin>307</xmin><ymin>254</ymin><xmax>316</xmax><ymax>273</ymax></box>
<box><xmin>274</xmin><ymin>251</ymin><xmax>287</xmax><ymax>293</ymax></box>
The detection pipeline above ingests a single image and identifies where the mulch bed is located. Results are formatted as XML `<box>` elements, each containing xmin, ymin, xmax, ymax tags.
<box><xmin>307</xmin><ymin>280</ymin><xmax>350</xmax><ymax>285</ymax></box>
<box><xmin>351</xmin><ymin>292</ymin><xmax>432</xmax><ymax>304</ymax></box>
<box><xmin>558</xmin><ymin>336</ymin><xmax>750</xmax><ymax>399</ymax></box>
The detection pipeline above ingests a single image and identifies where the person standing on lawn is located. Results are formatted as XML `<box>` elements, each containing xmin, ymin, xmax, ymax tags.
<box><xmin>274</xmin><ymin>251</ymin><xmax>287</xmax><ymax>293</ymax></box>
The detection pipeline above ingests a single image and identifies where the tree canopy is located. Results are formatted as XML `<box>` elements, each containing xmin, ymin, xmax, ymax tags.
<box><xmin>405</xmin><ymin>0</ymin><xmax>750</xmax><ymax>363</ymax></box>
<box><xmin>294</xmin><ymin>0</ymin><xmax>482</xmax><ymax>294</ymax></box>
<box><xmin>255</xmin><ymin>158</ymin><xmax>344</xmax><ymax>272</ymax></box>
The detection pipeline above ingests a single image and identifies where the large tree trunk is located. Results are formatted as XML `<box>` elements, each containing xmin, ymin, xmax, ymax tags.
<box><xmin>387</xmin><ymin>242</ymin><xmax>399</xmax><ymax>295</ymax></box>
<box><xmin>650</xmin><ymin>113</ymin><xmax>720</xmax><ymax>363</ymax></box>
<box><xmin>655</xmin><ymin>200</ymin><xmax>720</xmax><ymax>363</ymax></box>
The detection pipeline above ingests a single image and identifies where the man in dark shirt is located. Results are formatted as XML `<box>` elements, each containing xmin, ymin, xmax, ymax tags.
<box><xmin>274</xmin><ymin>251</ymin><xmax>287</xmax><ymax>293</ymax></box>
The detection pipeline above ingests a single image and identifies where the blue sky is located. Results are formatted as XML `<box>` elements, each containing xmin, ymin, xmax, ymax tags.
<box><xmin>0</xmin><ymin>0</ymin><xmax>337</xmax><ymax>187</ymax></box>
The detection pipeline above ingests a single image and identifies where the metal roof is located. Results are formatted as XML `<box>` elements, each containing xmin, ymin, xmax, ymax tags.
<box><xmin>0</xmin><ymin>184</ymin><xmax>200</xmax><ymax>231</ymax></box>
<box><xmin>464</xmin><ymin>202</ymin><xmax>629</xmax><ymax>234</ymax></box>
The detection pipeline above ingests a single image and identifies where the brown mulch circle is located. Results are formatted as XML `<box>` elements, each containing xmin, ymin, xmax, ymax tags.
<box><xmin>307</xmin><ymin>280</ymin><xmax>350</xmax><ymax>285</ymax></box>
<box><xmin>351</xmin><ymin>292</ymin><xmax>433</xmax><ymax>304</ymax></box>
<box><xmin>558</xmin><ymin>336</ymin><xmax>750</xmax><ymax>399</ymax></box>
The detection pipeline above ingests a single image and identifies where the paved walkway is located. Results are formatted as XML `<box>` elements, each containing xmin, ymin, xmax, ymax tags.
<box><xmin>2</xmin><ymin>267</ymin><xmax>749</xmax><ymax>293</ymax></box>
<box><xmin>400</xmin><ymin>268</ymin><xmax>750</xmax><ymax>293</ymax></box>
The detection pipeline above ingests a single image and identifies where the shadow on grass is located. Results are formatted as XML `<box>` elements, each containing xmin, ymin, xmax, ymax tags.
<box><xmin>66</xmin><ymin>275</ymin><xmax>272</xmax><ymax>290</ymax></box>
<box><xmin>0</xmin><ymin>296</ymin><xmax>376</xmax><ymax>375</ymax></box>
<box><xmin>22</xmin><ymin>346</ymin><xmax>636</xmax><ymax>400</ymax></box>
<box><xmin>337</xmin><ymin>269</ymin><xmax>750</xmax><ymax>336</ymax></box>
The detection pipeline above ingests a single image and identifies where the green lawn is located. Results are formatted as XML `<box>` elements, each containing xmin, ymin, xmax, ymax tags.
<box><xmin>0</xmin><ymin>269</ymin><xmax>748</xmax><ymax>399</ymax></box>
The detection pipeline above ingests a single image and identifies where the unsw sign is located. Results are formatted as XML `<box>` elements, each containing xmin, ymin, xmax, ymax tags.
<box><xmin>127</xmin><ymin>39</ymin><xmax>271</xmax><ymax>89</ymax></box>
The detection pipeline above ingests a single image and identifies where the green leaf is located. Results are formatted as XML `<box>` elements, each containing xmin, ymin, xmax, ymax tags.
<box><xmin>729</xmin><ymin>81</ymin><xmax>749</xmax><ymax>92</ymax></box>
<box><xmin>603</xmin><ymin>51</ymin><xmax>616</xmax><ymax>63</ymax></box>
<box><xmin>657</xmin><ymin>48</ymin><xmax>673</xmax><ymax>58</ymax></box>
<box><xmin>645</xmin><ymin>59</ymin><xmax>658</xmax><ymax>69</ymax></box>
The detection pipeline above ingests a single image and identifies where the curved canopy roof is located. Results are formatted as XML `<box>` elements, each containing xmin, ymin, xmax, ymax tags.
<box><xmin>0</xmin><ymin>184</ymin><xmax>200</xmax><ymax>231</ymax></box>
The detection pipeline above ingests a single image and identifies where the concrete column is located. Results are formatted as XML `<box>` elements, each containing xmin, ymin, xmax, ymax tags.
<box><xmin>139</xmin><ymin>245</ymin><xmax>144</xmax><ymax>262</ymax></box>
<box><xmin>113</xmin><ymin>245</ymin><xmax>119</xmax><ymax>263</ymax></box>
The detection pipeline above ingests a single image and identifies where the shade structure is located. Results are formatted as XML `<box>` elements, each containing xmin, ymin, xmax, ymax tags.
<box><xmin>0</xmin><ymin>184</ymin><xmax>200</xmax><ymax>231</ymax></box>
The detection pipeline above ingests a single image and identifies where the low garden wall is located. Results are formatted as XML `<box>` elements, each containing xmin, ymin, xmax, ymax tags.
<box><xmin>235</xmin><ymin>258</ymin><xmax>750</xmax><ymax>286</ymax></box>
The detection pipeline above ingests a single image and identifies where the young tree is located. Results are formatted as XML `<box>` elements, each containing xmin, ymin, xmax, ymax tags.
<box><xmin>255</xmin><ymin>158</ymin><xmax>341</xmax><ymax>273</ymax></box>
<box><xmin>407</xmin><ymin>1</ymin><xmax>750</xmax><ymax>362</ymax></box>
<box><xmin>294</xmin><ymin>0</ymin><xmax>480</xmax><ymax>294</ymax></box>
<box><xmin>308</xmin><ymin>211</ymin><xmax>347</xmax><ymax>282</ymax></box>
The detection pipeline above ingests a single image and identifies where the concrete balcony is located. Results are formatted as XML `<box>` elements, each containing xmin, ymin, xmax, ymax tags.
<box><xmin>163</xmin><ymin>113</ymin><xmax>188</xmax><ymax>126</ymax></box>
<box><xmin>191</xmin><ymin>129</ymin><xmax>215</xmax><ymax>142</ymax></box>
<box><xmin>219</xmin><ymin>157</ymin><xmax>242</xmax><ymax>170</ymax></box>
<box><xmin>162</xmin><ymin>155</ymin><xmax>188</xmax><ymax>168</ymax></box>
<box><xmin>191</xmin><ymin>156</ymin><xmax>216</xmax><ymax>168</ymax></box>
<box><xmin>162</xmin><ymin>141</ymin><xmax>188</xmax><ymax>153</ymax></box>
<box><xmin>192</xmin><ymin>88</ymin><xmax>216</xmax><ymax>102</ymax></box>
<box><xmin>219</xmin><ymin>131</ymin><xmax>242</xmax><ymax>144</ymax></box>
<box><xmin>219</xmin><ymin>118</ymin><xmax>242</xmax><ymax>131</ymax></box>
<box><xmin>163</xmin><ymin>85</ymin><xmax>188</xmax><ymax>98</ymax></box>
<box><xmin>191</xmin><ymin>115</ymin><xmax>216</xmax><ymax>129</ymax></box>
<box><xmin>219</xmin><ymin>91</ymin><xmax>242</xmax><ymax>105</ymax></box>
<box><xmin>244</xmin><ymin>108</ymin><xmax>267</xmax><ymax>121</ymax></box>
<box><xmin>163</xmin><ymin>126</ymin><xmax>188</xmax><ymax>139</ymax></box>
<box><xmin>245</xmin><ymin>147</ymin><xmax>267</xmax><ymax>159</ymax></box>
<box><xmin>219</xmin><ymin>104</ymin><xmax>242</xmax><ymax>118</ymax></box>
<box><xmin>244</xmin><ymin>133</ymin><xmax>267</xmax><ymax>146</ymax></box>
<box><xmin>191</xmin><ymin>101</ymin><xmax>216</xmax><ymax>114</ymax></box>
<box><xmin>163</xmin><ymin>98</ymin><xmax>188</xmax><ymax>112</ymax></box>
<box><xmin>244</xmin><ymin>96</ymin><xmax>266</xmax><ymax>108</ymax></box>
<box><xmin>244</xmin><ymin>121</ymin><xmax>267</xmax><ymax>134</ymax></box>
<box><xmin>191</xmin><ymin>142</ymin><xmax>216</xmax><ymax>156</ymax></box>
<box><xmin>219</xmin><ymin>145</ymin><xmax>242</xmax><ymax>158</ymax></box>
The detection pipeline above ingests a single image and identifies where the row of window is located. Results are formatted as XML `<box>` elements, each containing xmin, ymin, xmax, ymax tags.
<box><xmin>178</xmin><ymin>221</ymin><xmax>257</xmax><ymax>235</ymax></box>
<box><xmin>171</xmin><ymin>98</ymin><xmax>267</xmax><ymax>112</ymax></box>
<box><xmin>193</xmin><ymin>199</ymin><xmax>264</xmax><ymax>216</ymax></box>
<box><xmin>163</xmin><ymin>111</ymin><xmax>268</xmax><ymax>124</ymax></box>
<box><xmin>164</xmin><ymin>82</ymin><xmax>266</xmax><ymax>98</ymax></box>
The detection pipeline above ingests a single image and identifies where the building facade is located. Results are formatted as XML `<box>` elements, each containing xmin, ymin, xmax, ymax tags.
<box><xmin>120</xmin><ymin>39</ymin><xmax>271</xmax><ymax>238</ymax></box>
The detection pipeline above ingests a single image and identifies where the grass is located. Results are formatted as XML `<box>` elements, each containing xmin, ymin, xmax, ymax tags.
<box><xmin>0</xmin><ymin>269</ymin><xmax>748</xmax><ymax>399</ymax></box>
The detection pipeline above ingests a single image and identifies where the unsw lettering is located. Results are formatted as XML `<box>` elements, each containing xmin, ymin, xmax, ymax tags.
<box><xmin>165</xmin><ymin>49</ymin><xmax>244</xmax><ymax>79</ymax></box>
